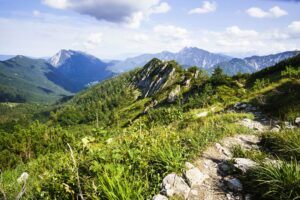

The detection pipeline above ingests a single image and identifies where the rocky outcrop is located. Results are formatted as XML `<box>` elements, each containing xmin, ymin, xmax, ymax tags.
<box><xmin>167</xmin><ymin>85</ymin><xmax>181</xmax><ymax>103</ymax></box>
<box><xmin>134</xmin><ymin>59</ymin><xmax>177</xmax><ymax>98</ymax></box>
<box><xmin>184</xmin><ymin>167</ymin><xmax>209</xmax><ymax>187</ymax></box>
<box><xmin>233</xmin><ymin>158</ymin><xmax>257</xmax><ymax>173</ymax></box>
<box><xmin>161</xmin><ymin>173</ymin><xmax>190</xmax><ymax>199</ymax></box>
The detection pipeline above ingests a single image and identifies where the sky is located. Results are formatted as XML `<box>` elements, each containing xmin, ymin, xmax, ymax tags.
<box><xmin>0</xmin><ymin>0</ymin><xmax>300</xmax><ymax>59</ymax></box>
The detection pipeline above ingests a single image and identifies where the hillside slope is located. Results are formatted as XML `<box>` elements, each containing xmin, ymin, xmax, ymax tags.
<box><xmin>0</xmin><ymin>56</ymin><xmax>72</xmax><ymax>103</ymax></box>
<box><xmin>214</xmin><ymin>51</ymin><xmax>299</xmax><ymax>75</ymax></box>
<box><xmin>0</xmin><ymin>55</ymin><xmax>299</xmax><ymax>200</ymax></box>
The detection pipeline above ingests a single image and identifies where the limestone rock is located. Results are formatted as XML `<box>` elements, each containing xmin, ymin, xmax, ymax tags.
<box><xmin>185</xmin><ymin>162</ymin><xmax>195</xmax><ymax>170</ymax></box>
<box><xmin>270</xmin><ymin>125</ymin><xmax>280</xmax><ymax>132</ymax></box>
<box><xmin>234</xmin><ymin>158</ymin><xmax>257</xmax><ymax>173</ymax></box>
<box><xmin>226</xmin><ymin>178</ymin><xmax>243</xmax><ymax>192</ymax></box>
<box><xmin>240</xmin><ymin>118</ymin><xmax>264</xmax><ymax>131</ymax></box>
<box><xmin>295</xmin><ymin>117</ymin><xmax>300</xmax><ymax>126</ymax></box>
<box><xmin>161</xmin><ymin>173</ymin><xmax>190</xmax><ymax>199</ymax></box>
<box><xmin>152</xmin><ymin>194</ymin><xmax>168</xmax><ymax>200</ymax></box>
<box><xmin>215</xmin><ymin>143</ymin><xmax>231</xmax><ymax>157</ymax></box>
<box><xmin>196</xmin><ymin>111</ymin><xmax>208</xmax><ymax>118</ymax></box>
<box><xmin>168</xmin><ymin>85</ymin><xmax>181</xmax><ymax>103</ymax></box>
<box><xmin>184</xmin><ymin>168</ymin><xmax>209</xmax><ymax>187</ymax></box>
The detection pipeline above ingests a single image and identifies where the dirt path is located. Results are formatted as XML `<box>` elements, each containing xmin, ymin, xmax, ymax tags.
<box><xmin>153</xmin><ymin>103</ymin><xmax>273</xmax><ymax>200</ymax></box>
<box><xmin>188</xmin><ymin>134</ymin><xmax>260</xmax><ymax>200</ymax></box>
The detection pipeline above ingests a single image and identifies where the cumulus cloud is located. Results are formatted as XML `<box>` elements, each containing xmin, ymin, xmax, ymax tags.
<box><xmin>42</xmin><ymin>0</ymin><xmax>170</xmax><ymax>28</ymax></box>
<box><xmin>189</xmin><ymin>1</ymin><xmax>217</xmax><ymax>14</ymax></box>
<box><xmin>83</xmin><ymin>32</ymin><xmax>102</xmax><ymax>49</ymax></box>
<box><xmin>226</xmin><ymin>26</ymin><xmax>258</xmax><ymax>38</ymax></box>
<box><xmin>154</xmin><ymin>25</ymin><xmax>188</xmax><ymax>40</ymax></box>
<box><xmin>288</xmin><ymin>21</ymin><xmax>300</xmax><ymax>33</ymax></box>
<box><xmin>246</xmin><ymin>6</ymin><xmax>287</xmax><ymax>18</ymax></box>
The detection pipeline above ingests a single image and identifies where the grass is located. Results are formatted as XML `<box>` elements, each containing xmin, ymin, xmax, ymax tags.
<box><xmin>260</xmin><ymin>129</ymin><xmax>300</xmax><ymax>160</ymax></box>
<box><xmin>231</xmin><ymin>145</ymin><xmax>268</xmax><ymax>162</ymax></box>
<box><xmin>233</xmin><ymin>128</ymin><xmax>300</xmax><ymax>200</ymax></box>
<box><xmin>0</xmin><ymin>111</ymin><xmax>252</xmax><ymax>199</ymax></box>
<box><xmin>242</xmin><ymin>160</ymin><xmax>300</xmax><ymax>200</ymax></box>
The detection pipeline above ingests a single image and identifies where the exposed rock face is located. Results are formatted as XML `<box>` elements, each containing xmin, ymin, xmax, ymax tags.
<box><xmin>234</xmin><ymin>158</ymin><xmax>257</xmax><ymax>173</ymax></box>
<box><xmin>184</xmin><ymin>168</ymin><xmax>209</xmax><ymax>187</ymax></box>
<box><xmin>167</xmin><ymin>85</ymin><xmax>181</xmax><ymax>103</ymax></box>
<box><xmin>161</xmin><ymin>173</ymin><xmax>190</xmax><ymax>199</ymax></box>
<box><xmin>135</xmin><ymin>59</ymin><xmax>177</xmax><ymax>98</ymax></box>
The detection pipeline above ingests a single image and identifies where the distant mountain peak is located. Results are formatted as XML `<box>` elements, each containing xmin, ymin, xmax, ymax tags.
<box><xmin>49</xmin><ymin>49</ymin><xmax>75</xmax><ymax>67</ymax></box>
<box><xmin>109</xmin><ymin>47</ymin><xmax>232</xmax><ymax>72</ymax></box>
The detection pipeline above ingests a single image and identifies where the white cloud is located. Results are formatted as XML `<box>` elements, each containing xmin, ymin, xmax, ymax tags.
<box><xmin>126</xmin><ymin>2</ymin><xmax>170</xmax><ymax>28</ymax></box>
<box><xmin>149</xmin><ymin>2</ymin><xmax>170</xmax><ymax>14</ymax></box>
<box><xmin>270</xmin><ymin>6</ymin><xmax>288</xmax><ymax>18</ymax></box>
<box><xmin>43</xmin><ymin>0</ymin><xmax>69</xmax><ymax>9</ymax></box>
<box><xmin>32</xmin><ymin>10</ymin><xmax>41</xmax><ymax>17</ymax></box>
<box><xmin>42</xmin><ymin>0</ymin><xmax>170</xmax><ymax>28</ymax></box>
<box><xmin>189</xmin><ymin>1</ymin><xmax>216</xmax><ymax>14</ymax></box>
<box><xmin>83</xmin><ymin>32</ymin><xmax>102</xmax><ymax>49</ymax></box>
<box><xmin>129</xmin><ymin>33</ymin><xmax>149</xmax><ymax>42</ymax></box>
<box><xmin>226</xmin><ymin>26</ymin><xmax>258</xmax><ymax>37</ymax></box>
<box><xmin>288</xmin><ymin>21</ymin><xmax>300</xmax><ymax>33</ymax></box>
<box><xmin>154</xmin><ymin>25</ymin><xmax>188</xmax><ymax>40</ymax></box>
<box><xmin>246</xmin><ymin>6</ymin><xmax>287</xmax><ymax>18</ymax></box>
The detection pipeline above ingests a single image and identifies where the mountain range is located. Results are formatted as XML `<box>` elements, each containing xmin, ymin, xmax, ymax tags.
<box><xmin>0</xmin><ymin>47</ymin><xmax>299</xmax><ymax>103</ymax></box>
<box><xmin>108</xmin><ymin>47</ymin><xmax>299</xmax><ymax>75</ymax></box>
<box><xmin>108</xmin><ymin>47</ymin><xmax>232</xmax><ymax>72</ymax></box>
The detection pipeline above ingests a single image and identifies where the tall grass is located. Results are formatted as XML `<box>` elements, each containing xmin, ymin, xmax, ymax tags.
<box><xmin>242</xmin><ymin>160</ymin><xmax>300</xmax><ymax>200</ymax></box>
<box><xmin>260</xmin><ymin>129</ymin><xmax>300</xmax><ymax>160</ymax></box>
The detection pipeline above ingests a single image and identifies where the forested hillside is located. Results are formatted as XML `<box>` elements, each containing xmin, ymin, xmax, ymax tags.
<box><xmin>0</xmin><ymin>56</ymin><xmax>72</xmax><ymax>103</ymax></box>
<box><xmin>0</xmin><ymin>55</ymin><xmax>299</xmax><ymax>200</ymax></box>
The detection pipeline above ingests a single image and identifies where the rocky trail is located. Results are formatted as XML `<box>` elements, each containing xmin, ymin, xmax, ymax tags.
<box><xmin>153</xmin><ymin>103</ymin><xmax>279</xmax><ymax>200</ymax></box>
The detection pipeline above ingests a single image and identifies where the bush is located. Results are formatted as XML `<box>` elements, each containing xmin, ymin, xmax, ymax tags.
<box><xmin>281</xmin><ymin>66</ymin><xmax>300</xmax><ymax>79</ymax></box>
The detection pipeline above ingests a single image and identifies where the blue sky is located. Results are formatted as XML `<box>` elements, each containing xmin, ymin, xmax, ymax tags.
<box><xmin>0</xmin><ymin>0</ymin><xmax>300</xmax><ymax>59</ymax></box>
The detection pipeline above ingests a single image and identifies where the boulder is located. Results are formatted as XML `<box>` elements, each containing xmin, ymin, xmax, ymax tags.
<box><xmin>152</xmin><ymin>194</ymin><xmax>168</xmax><ymax>200</ymax></box>
<box><xmin>218</xmin><ymin>162</ymin><xmax>231</xmax><ymax>174</ymax></box>
<box><xmin>226</xmin><ymin>178</ymin><xmax>243</xmax><ymax>192</ymax></box>
<box><xmin>284</xmin><ymin>121</ymin><xmax>296</xmax><ymax>129</ymax></box>
<box><xmin>184</xmin><ymin>168</ymin><xmax>209</xmax><ymax>187</ymax></box>
<box><xmin>270</xmin><ymin>125</ymin><xmax>280</xmax><ymax>132</ymax></box>
<box><xmin>161</xmin><ymin>173</ymin><xmax>190</xmax><ymax>199</ymax></box>
<box><xmin>234</xmin><ymin>158</ymin><xmax>257</xmax><ymax>173</ymax></box>
<box><xmin>295</xmin><ymin>117</ymin><xmax>300</xmax><ymax>126</ymax></box>
<box><xmin>185</xmin><ymin>162</ymin><xmax>195</xmax><ymax>169</ymax></box>
<box><xmin>196</xmin><ymin>111</ymin><xmax>208</xmax><ymax>118</ymax></box>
